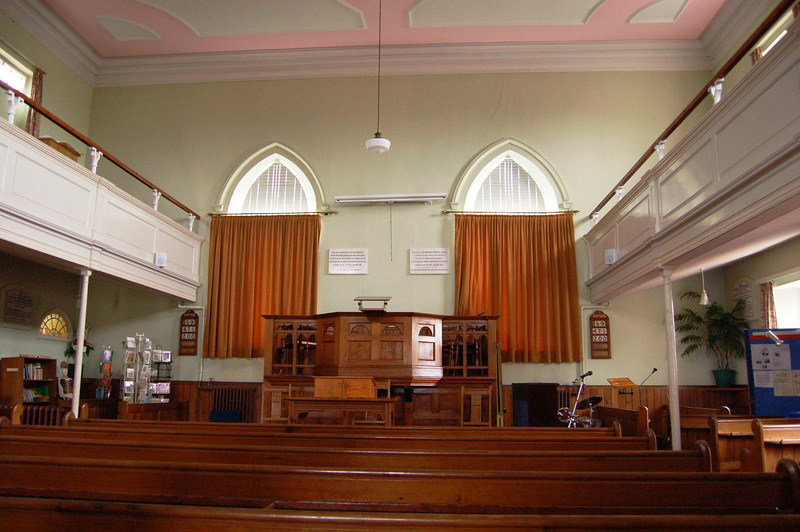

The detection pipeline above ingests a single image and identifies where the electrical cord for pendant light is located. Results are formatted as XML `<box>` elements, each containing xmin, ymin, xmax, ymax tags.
<box><xmin>366</xmin><ymin>0</ymin><xmax>391</xmax><ymax>153</ymax></box>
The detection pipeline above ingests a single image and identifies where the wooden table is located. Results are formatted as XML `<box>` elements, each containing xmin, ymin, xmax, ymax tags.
<box><xmin>287</xmin><ymin>397</ymin><xmax>396</xmax><ymax>426</ymax></box>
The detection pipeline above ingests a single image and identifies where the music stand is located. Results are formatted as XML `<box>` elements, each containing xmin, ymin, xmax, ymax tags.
<box><xmin>607</xmin><ymin>377</ymin><xmax>636</xmax><ymax>396</ymax></box>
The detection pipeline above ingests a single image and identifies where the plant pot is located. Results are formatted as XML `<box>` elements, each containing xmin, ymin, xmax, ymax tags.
<box><xmin>712</xmin><ymin>369</ymin><xmax>736</xmax><ymax>388</ymax></box>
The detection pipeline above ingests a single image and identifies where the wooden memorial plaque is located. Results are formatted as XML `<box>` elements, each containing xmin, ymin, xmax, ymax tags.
<box><xmin>589</xmin><ymin>310</ymin><xmax>610</xmax><ymax>359</ymax></box>
<box><xmin>178</xmin><ymin>310</ymin><xmax>199</xmax><ymax>356</ymax></box>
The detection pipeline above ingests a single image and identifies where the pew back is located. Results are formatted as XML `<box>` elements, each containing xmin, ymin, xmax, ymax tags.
<box><xmin>0</xmin><ymin>432</ymin><xmax>711</xmax><ymax>472</ymax></box>
<box><xmin>0</xmin><ymin>454</ymin><xmax>795</xmax><ymax>514</ymax></box>
<box><xmin>743</xmin><ymin>419</ymin><xmax>800</xmax><ymax>472</ymax></box>
<box><xmin>596</xmin><ymin>405</ymin><xmax>649</xmax><ymax>437</ymax></box>
<box><xmin>0</xmin><ymin>423</ymin><xmax>657</xmax><ymax>450</ymax></box>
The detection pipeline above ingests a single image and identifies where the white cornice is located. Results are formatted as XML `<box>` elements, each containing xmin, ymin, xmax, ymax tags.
<box><xmin>93</xmin><ymin>41</ymin><xmax>714</xmax><ymax>87</ymax></box>
<box><xmin>701</xmin><ymin>0</ymin><xmax>768</xmax><ymax>68</ymax></box>
<box><xmin>1</xmin><ymin>0</ymin><xmax>101</xmax><ymax>84</ymax></box>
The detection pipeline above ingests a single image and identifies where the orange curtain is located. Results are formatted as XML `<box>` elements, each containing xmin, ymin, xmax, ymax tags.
<box><xmin>454</xmin><ymin>213</ymin><xmax>581</xmax><ymax>363</ymax></box>
<box><xmin>203</xmin><ymin>215</ymin><xmax>320</xmax><ymax>358</ymax></box>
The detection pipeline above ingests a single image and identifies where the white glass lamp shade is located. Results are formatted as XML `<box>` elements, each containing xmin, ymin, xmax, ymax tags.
<box><xmin>365</xmin><ymin>135</ymin><xmax>391</xmax><ymax>154</ymax></box>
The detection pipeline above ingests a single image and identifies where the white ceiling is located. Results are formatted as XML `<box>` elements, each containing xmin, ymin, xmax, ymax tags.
<box><xmin>0</xmin><ymin>1</ymin><xmax>767</xmax><ymax>86</ymax></box>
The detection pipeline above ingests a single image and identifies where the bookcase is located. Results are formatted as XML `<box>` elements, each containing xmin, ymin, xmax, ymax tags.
<box><xmin>0</xmin><ymin>355</ymin><xmax>57</xmax><ymax>404</ymax></box>
<box><xmin>442</xmin><ymin>317</ymin><xmax>498</xmax><ymax>378</ymax></box>
<box><xmin>264</xmin><ymin>317</ymin><xmax>317</xmax><ymax>376</ymax></box>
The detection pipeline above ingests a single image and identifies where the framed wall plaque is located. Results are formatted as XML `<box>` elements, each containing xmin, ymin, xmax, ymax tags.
<box><xmin>179</xmin><ymin>309</ymin><xmax>199</xmax><ymax>356</ymax></box>
<box><xmin>589</xmin><ymin>310</ymin><xmax>611</xmax><ymax>359</ymax></box>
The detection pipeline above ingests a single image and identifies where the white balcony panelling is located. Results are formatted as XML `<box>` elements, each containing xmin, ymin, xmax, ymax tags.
<box><xmin>658</xmin><ymin>139</ymin><xmax>715</xmax><ymax>225</ymax></box>
<box><xmin>0</xmin><ymin>140</ymin><xmax>9</xmax><ymax>190</ymax></box>
<box><xmin>0</xmin><ymin>117</ymin><xmax>204</xmax><ymax>301</ymax></box>
<box><xmin>584</xmin><ymin>17</ymin><xmax>800</xmax><ymax>304</ymax></box>
<box><xmin>617</xmin><ymin>192</ymin><xmax>655</xmax><ymax>256</ymax></box>
<box><xmin>155</xmin><ymin>227</ymin><xmax>199</xmax><ymax>280</ymax></box>
<box><xmin>716</xmin><ymin>63</ymin><xmax>800</xmax><ymax>182</ymax></box>
<box><xmin>97</xmin><ymin>195</ymin><xmax>159</xmax><ymax>263</ymax></box>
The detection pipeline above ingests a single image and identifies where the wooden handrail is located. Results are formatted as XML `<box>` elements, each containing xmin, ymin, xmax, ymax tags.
<box><xmin>1</xmin><ymin>79</ymin><xmax>200</xmax><ymax>222</ymax></box>
<box><xmin>590</xmin><ymin>0</ymin><xmax>797</xmax><ymax>219</ymax></box>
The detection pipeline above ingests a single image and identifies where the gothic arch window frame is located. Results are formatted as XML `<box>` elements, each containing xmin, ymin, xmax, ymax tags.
<box><xmin>37</xmin><ymin>308</ymin><xmax>72</xmax><ymax>342</ymax></box>
<box><xmin>450</xmin><ymin>139</ymin><xmax>572</xmax><ymax>212</ymax></box>
<box><xmin>215</xmin><ymin>142</ymin><xmax>329</xmax><ymax>214</ymax></box>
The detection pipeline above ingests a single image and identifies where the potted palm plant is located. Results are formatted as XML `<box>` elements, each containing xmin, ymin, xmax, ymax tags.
<box><xmin>675</xmin><ymin>291</ymin><xmax>750</xmax><ymax>388</ymax></box>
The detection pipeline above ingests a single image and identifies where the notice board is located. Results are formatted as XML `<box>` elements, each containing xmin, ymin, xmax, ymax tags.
<box><xmin>745</xmin><ymin>328</ymin><xmax>800</xmax><ymax>416</ymax></box>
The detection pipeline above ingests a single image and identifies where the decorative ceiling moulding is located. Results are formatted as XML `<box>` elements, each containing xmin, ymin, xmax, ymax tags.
<box><xmin>138</xmin><ymin>0</ymin><xmax>365</xmax><ymax>37</ymax></box>
<box><xmin>1</xmin><ymin>0</ymin><xmax>101</xmax><ymax>85</ymax></box>
<box><xmin>2</xmin><ymin>0</ymin><xmax>741</xmax><ymax>88</ymax></box>
<box><xmin>408</xmin><ymin>0</ymin><xmax>604</xmax><ymax>28</ymax></box>
<box><xmin>92</xmin><ymin>41</ymin><xmax>713</xmax><ymax>87</ymax></box>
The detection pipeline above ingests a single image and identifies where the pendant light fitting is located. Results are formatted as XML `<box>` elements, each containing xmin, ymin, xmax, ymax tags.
<box><xmin>366</xmin><ymin>0</ymin><xmax>390</xmax><ymax>154</ymax></box>
<box><xmin>699</xmin><ymin>268</ymin><xmax>710</xmax><ymax>306</ymax></box>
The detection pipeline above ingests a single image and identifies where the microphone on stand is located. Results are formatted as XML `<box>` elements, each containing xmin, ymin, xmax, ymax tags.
<box><xmin>638</xmin><ymin>368</ymin><xmax>657</xmax><ymax>407</ymax></box>
<box><xmin>640</xmin><ymin>368</ymin><xmax>657</xmax><ymax>386</ymax></box>
<box><xmin>579</xmin><ymin>370</ymin><xmax>593</xmax><ymax>380</ymax></box>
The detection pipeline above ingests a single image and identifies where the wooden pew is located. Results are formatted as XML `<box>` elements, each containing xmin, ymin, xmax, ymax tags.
<box><xmin>3</xmin><ymin>495</ymin><xmax>800</xmax><ymax>531</ymax></box>
<box><xmin>0</xmin><ymin>403</ymin><xmax>84</xmax><ymax>425</ymax></box>
<box><xmin>65</xmin><ymin>417</ymin><xmax>623</xmax><ymax>438</ymax></box>
<box><xmin>595</xmin><ymin>405</ymin><xmax>649</xmax><ymax>437</ymax></box>
<box><xmin>0</xmin><ymin>403</ymin><xmax>21</xmax><ymax>425</ymax></box>
<box><xmin>655</xmin><ymin>405</ymin><xmax>731</xmax><ymax>449</ymax></box>
<box><xmin>742</xmin><ymin>419</ymin><xmax>800</xmax><ymax>472</ymax></box>
<box><xmin>1</xmin><ymin>423</ymin><xmax>658</xmax><ymax>450</ymax></box>
<box><xmin>0</xmin><ymin>432</ymin><xmax>711</xmax><ymax>472</ymax></box>
<box><xmin>709</xmin><ymin>415</ymin><xmax>793</xmax><ymax>471</ymax></box>
<box><xmin>0</xmin><ymin>454</ymin><xmax>797</xmax><ymax>515</ymax></box>
<box><xmin>118</xmin><ymin>400</ymin><xmax>189</xmax><ymax>421</ymax></box>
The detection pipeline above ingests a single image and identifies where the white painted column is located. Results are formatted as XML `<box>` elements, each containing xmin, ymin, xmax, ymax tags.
<box><xmin>70</xmin><ymin>269</ymin><xmax>92</xmax><ymax>417</ymax></box>
<box><xmin>661</xmin><ymin>267</ymin><xmax>682</xmax><ymax>450</ymax></box>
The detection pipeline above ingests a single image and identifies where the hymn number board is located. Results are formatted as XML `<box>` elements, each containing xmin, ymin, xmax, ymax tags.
<box><xmin>179</xmin><ymin>310</ymin><xmax>199</xmax><ymax>356</ymax></box>
<box><xmin>590</xmin><ymin>311</ymin><xmax>611</xmax><ymax>359</ymax></box>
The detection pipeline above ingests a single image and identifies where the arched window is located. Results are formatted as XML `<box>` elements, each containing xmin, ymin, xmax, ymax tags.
<box><xmin>38</xmin><ymin>309</ymin><xmax>71</xmax><ymax>341</ymax></box>
<box><xmin>452</xmin><ymin>139</ymin><xmax>570</xmax><ymax>213</ymax></box>
<box><xmin>217</xmin><ymin>143</ymin><xmax>327</xmax><ymax>214</ymax></box>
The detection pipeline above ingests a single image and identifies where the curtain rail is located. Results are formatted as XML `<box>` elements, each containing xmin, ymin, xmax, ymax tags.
<box><xmin>1</xmin><ymin>79</ymin><xmax>200</xmax><ymax>221</ymax></box>
<box><xmin>208</xmin><ymin>211</ymin><xmax>336</xmax><ymax>216</ymax></box>
<box><xmin>442</xmin><ymin>210</ymin><xmax>578</xmax><ymax>215</ymax></box>
<box><xmin>590</xmin><ymin>0</ymin><xmax>797</xmax><ymax>220</ymax></box>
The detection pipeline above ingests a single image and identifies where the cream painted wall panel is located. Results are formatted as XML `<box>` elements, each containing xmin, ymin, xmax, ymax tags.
<box><xmin>8</xmin><ymin>151</ymin><xmax>96</xmax><ymax>236</ymax></box>
<box><xmin>716</xmin><ymin>64</ymin><xmax>800</xmax><ymax>180</ymax></box>
<box><xmin>658</xmin><ymin>139</ymin><xmax>715</xmax><ymax>225</ymax></box>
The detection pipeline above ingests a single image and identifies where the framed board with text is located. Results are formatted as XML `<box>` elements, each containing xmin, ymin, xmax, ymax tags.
<box><xmin>590</xmin><ymin>311</ymin><xmax>611</xmax><ymax>359</ymax></box>
<box><xmin>179</xmin><ymin>310</ymin><xmax>199</xmax><ymax>356</ymax></box>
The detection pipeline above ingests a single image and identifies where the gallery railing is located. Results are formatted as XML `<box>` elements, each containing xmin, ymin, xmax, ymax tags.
<box><xmin>1</xmin><ymin>78</ymin><xmax>200</xmax><ymax>229</ymax></box>
<box><xmin>590</xmin><ymin>0</ymin><xmax>797</xmax><ymax>222</ymax></box>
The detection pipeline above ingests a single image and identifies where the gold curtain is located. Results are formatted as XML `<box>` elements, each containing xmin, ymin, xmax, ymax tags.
<box><xmin>25</xmin><ymin>67</ymin><xmax>43</xmax><ymax>137</ymax></box>
<box><xmin>454</xmin><ymin>213</ymin><xmax>581</xmax><ymax>363</ymax></box>
<box><xmin>203</xmin><ymin>215</ymin><xmax>321</xmax><ymax>358</ymax></box>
